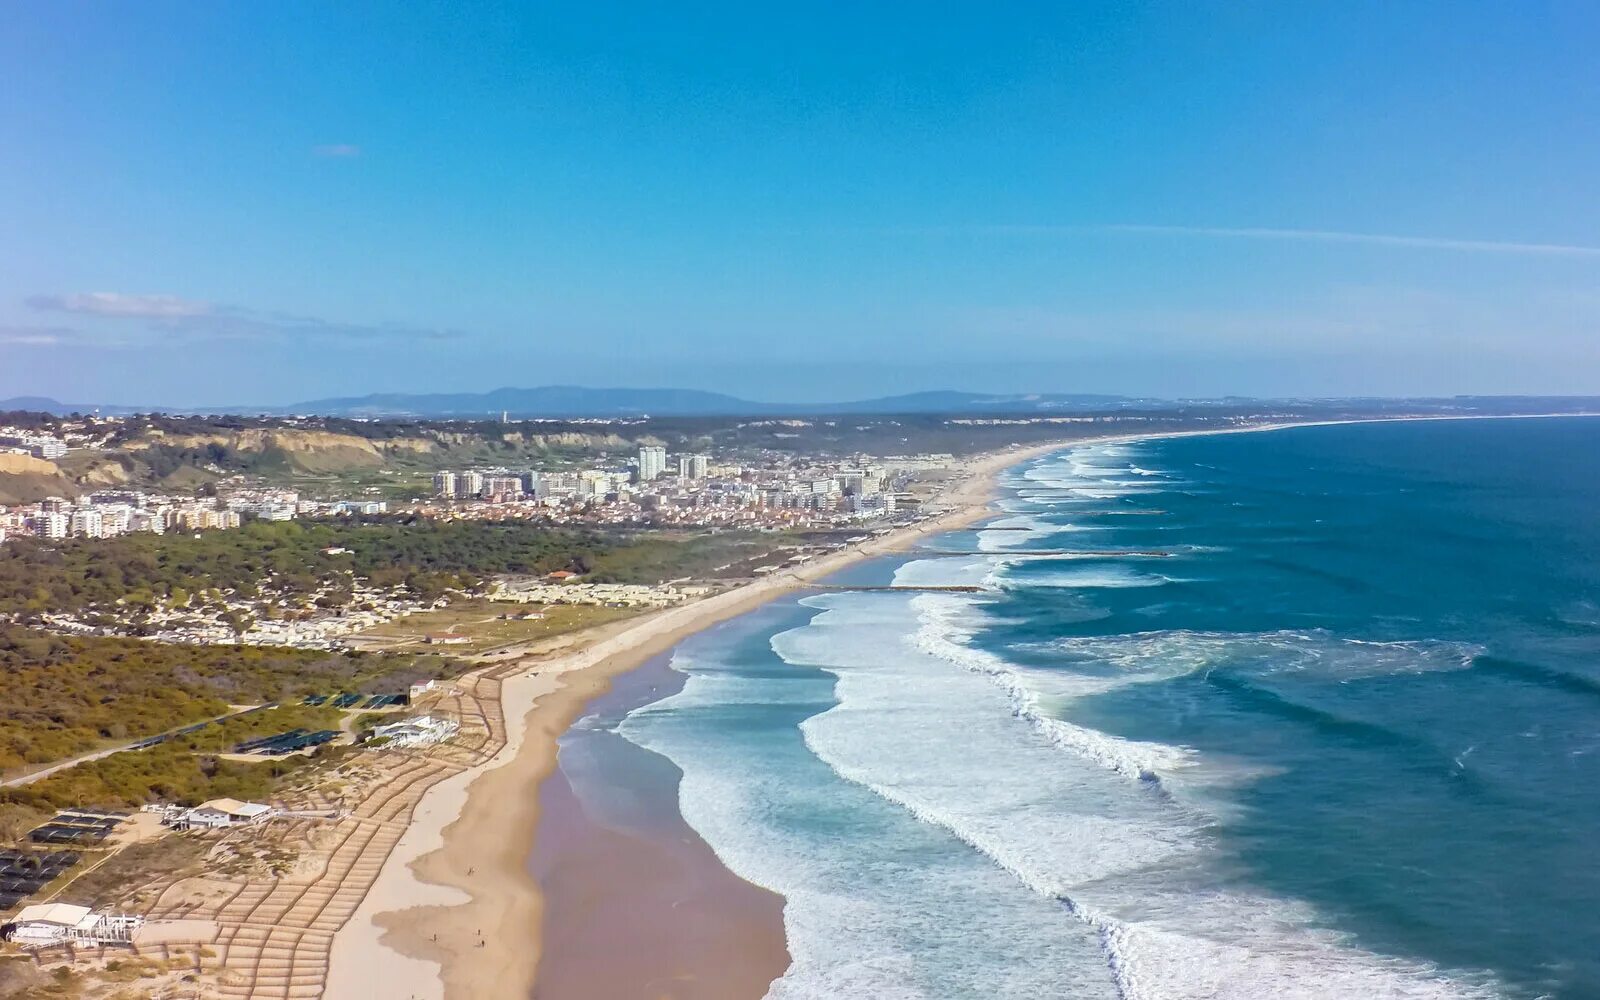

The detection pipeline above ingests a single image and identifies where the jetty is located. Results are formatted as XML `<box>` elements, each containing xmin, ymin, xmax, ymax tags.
<box><xmin>921</xmin><ymin>549</ymin><xmax>1173</xmax><ymax>558</ymax></box>
<box><xmin>804</xmin><ymin>584</ymin><xmax>985</xmax><ymax>593</ymax></box>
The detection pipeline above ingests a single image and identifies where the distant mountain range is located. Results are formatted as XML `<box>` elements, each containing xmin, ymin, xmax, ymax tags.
<box><xmin>0</xmin><ymin>386</ymin><xmax>1154</xmax><ymax>418</ymax></box>
<box><xmin>4</xmin><ymin>386</ymin><xmax>1599</xmax><ymax>420</ymax></box>
<box><xmin>281</xmin><ymin>386</ymin><xmax>1154</xmax><ymax>418</ymax></box>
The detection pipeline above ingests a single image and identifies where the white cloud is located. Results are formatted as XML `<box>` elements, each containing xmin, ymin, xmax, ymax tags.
<box><xmin>0</xmin><ymin>325</ymin><xmax>81</xmax><ymax>346</ymax></box>
<box><xmin>25</xmin><ymin>292</ymin><xmax>460</xmax><ymax>344</ymax></box>
<box><xmin>28</xmin><ymin>291</ymin><xmax>212</xmax><ymax>318</ymax></box>
<box><xmin>1104</xmin><ymin>225</ymin><xmax>1600</xmax><ymax>258</ymax></box>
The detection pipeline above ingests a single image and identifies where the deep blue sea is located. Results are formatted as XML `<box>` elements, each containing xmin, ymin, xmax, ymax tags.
<box><xmin>609</xmin><ymin>416</ymin><xmax>1600</xmax><ymax>999</ymax></box>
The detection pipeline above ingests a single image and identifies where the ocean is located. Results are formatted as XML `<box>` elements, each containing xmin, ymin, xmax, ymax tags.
<box><xmin>605</xmin><ymin>416</ymin><xmax>1600</xmax><ymax>999</ymax></box>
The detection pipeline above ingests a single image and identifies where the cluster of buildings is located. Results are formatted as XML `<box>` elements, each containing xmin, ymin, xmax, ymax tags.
<box><xmin>0</xmin><ymin>489</ymin><xmax>387</xmax><ymax>544</ymax></box>
<box><xmin>26</xmin><ymin>580</ymin><xmax>439</xmax><ymax>650</ymax></box>
<box><xmin>0</xmin><ymin>427</ymin><xmax>69</xmax><ymax>459</ymax></box>
<box><xmin>423</xmin><ymin>446</ymin><xmax>925</xmax><ymax>530</ymax></box>
<box><xmin>490</xmin><ymin>578</ymin><xmax>700</xmax><ymax>608</ymax></box>
<box><xmin>0</xmin><ymin>494</ymin><xmax>239</xmax><ymax>542</ymax></box>
<box><xmin>220</xmin><ymin>487</ymin><xmax>387</xmax><ymax>521</ymax></box>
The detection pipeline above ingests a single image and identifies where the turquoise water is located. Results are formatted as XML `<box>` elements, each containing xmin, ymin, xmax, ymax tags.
<box><xmin>611</xmin><ymin>416</ymin><xmax>1600</xmax><ymax>998</ymax></box>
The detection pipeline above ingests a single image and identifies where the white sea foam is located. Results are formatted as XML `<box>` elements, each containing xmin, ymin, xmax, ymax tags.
<box><xmin>770</xmin><ymin>585</ymin><xmax>1501</xmax><ymax>999</ymax></box>
<box><xmin>1018</xmin><ymin>442</ymin><xmax>1176</xmax><ymax>501</ymax></box>
<box><xmin>620</xmin><ymin>610</ymin><xmax>1120</xmax><ymax>999</ymax></box>
<box><xmin>972</xmin><ymin>513</ymin><xmax>1110</xmax><ymax>552</ymax></box>
<box><xmin>1018</xmin><ymin>629</ymin><xmax>1482</xmax><ymax>680</ymax></box>
<box><xmin>988</xmin><ymin>561</ymin><xmax>1181</xmax><ymax>590</ymax></box>
<box><xmin>612</xmin><ymin>438</ymin><xmax>1500</xmax><ymax>997</ymax></box>
<box><xmin>905</xmin><ymin>590</ymin><xmax>1197</xmax><ymax>781</ymax></box>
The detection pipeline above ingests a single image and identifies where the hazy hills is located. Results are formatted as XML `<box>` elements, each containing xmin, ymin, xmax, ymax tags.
<box><xmin>5</xmin><ymin>387</ymin><xmax>1599</xmax><ymax>421</ymax></box>
<box><xmin>2</xmin><ymin>386</ymin><xmax>1146</xmax><ymax>419</ymax></box>
<box><xmin>279</xmin><ymin>386</ymin><xmax>1149</xmax><ymax>418</ymax></box>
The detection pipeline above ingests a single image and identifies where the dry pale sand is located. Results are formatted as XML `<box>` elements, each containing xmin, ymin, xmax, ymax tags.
<box><xmin>323</xmin><ymin>440</ymin><xmax>1066</xmax><ymax>1000</ymax></box>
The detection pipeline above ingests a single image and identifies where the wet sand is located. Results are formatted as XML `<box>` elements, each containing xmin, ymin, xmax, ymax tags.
<box><xmin>529</xmin><ymin>652</ymin><xmax>790</xmax><ymax>999</ymax></box>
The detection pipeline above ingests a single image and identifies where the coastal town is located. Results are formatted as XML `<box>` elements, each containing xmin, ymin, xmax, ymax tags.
<box><xmin>0</xmin><ymin>420</ymin><xmax>969</xmax><ymax>665</ymax></box>
<box><xmin>0</xmin><ymin>430</ymin><xmax>1021</xmax><ymax>1000</ymax></box>
<box><xmin>420</xmin><ymin>443</ymin><xmax>914</xmax><ymax>529</ymax></box>
<box><xmin>2</xmin><ymin>420</ymin><xmax>939</xmax><ymax>545</ymax></box>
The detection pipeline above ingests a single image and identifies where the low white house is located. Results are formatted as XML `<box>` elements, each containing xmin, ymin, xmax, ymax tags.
<box><xmin>2</xmin><ymin>904</ymin><xmax>142</xmax><ymax>946</ymax></box>
<box><xmin>407</xmin><ymin>678</ymin><xmax>436</xmax><ymax>701</ymax></box>
<box><xmin>370</xmin><ymin>715</ymin><xmax>459</xmax><ymax>748</ymax></box>
<box><xmin>178</xmin><ymin>798</ymin><xmax>275</xmax><ymax>829</ymax></box>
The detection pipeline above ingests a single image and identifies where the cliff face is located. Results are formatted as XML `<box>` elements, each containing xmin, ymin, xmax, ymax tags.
<box><xmin>380</xmin><ymin>437</ymin><xmax>436</xmax><ymax>455</ymax></box>
<box><xmin>241</xmin><ymin>430</ymin><xmax>387</xmax><ymax>472</ymax></box>
<box><xmin>81</xmin><ymin>424</ymin><xmax>652</xmax><ymax>487</ymax></box>
<box><xmin>0</xmin><ymin>452</ymin><xmax>76</xmax><ymax>504</ymax></box>
<box><xmin>126</xmin><ymin>429</ymin><xmax>389</xmax><ymax>471</ymax></box>
<box><xmin>64</xmin><ymin>454</ymin><xmax>135</xmax><ymax>488</ymax></box>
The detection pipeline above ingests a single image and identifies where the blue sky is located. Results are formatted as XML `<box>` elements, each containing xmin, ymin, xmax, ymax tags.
<box><xmin>3</xmin><ymin>2</ymin><xmax>1599</xmax><ymax>405</ymax></box>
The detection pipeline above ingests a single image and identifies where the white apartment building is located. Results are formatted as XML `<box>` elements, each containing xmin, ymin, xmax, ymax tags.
<box><xmin>0</xmin><ymin>433</ymin><xmax>68</xmax><ymax>459</ymax></box>
<box><xmin>484</xmin><ymin>475</ymin><xmax>523</xmax><ymax>497</ymax></box>
<box><xmin>97</xmin><ymin>505</ymin><xmax>132</xmax><ymax>535</ymax></box>
<box><xmin>69</xmin><ymin>508</ymin><xmax>104</xmax><ymax>538</ymax></box>
<box><xmin>331</xmin><ymin>500</ymin><xmax>387</xmax><ymax>515</ymax></box>
<box><xmin>541</xmin><ymin>472</ymin><xmax>579</xmax><ymax>496</ymax></box>
<box><xmin>457</xmin><ymin>471</ymin><xmax>485</xmax><ymax>498</ymax></box>
<box><xmin>678</xmin><ymin>453</ymin><xmax>709</xmax><ymax>480</ymax></box>
<box><xmin>433</xmin><ymin>471</ymin><xmax>458</xmax><ymax>498</ymax></box>
<box><xmin>638</xmin><ymin>445</ymin><xmax>667</xmax><ymax>482</ymax></box>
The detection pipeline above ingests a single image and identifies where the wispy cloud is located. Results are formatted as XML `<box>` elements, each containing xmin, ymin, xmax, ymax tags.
<box><xmin>312</xmin><ymin>143</ymin><xmax>361</xmax><ymax>158</ymax></box>
<box><xmin>25</xmin><ymin>292</ymin><xmax>460</xmax><ymax>344</ymax></box>
<box><xmin>27</xmin><ymin>292</ymin><xmax>211</xmax><ymax>318</ymax></box>
<box><xmin>0</xmin><ymin>324</ymin><xmax>83</xmax><ymax>346</ymax></box>
<box><xmin>1103</xmin><ymin>225</ymin><xmax>1600</xmax><ymax>258</ymax></box>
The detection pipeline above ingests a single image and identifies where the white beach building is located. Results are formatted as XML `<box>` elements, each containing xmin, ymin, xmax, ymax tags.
<box><xmin>177</xmin><ymin>799</ymin><xmax>276</xmax><ymax>829</ymax></box>
<box><xmin>370</xmin><ymin>715</ymin><xmax>460</xmax><ymax>748</ymax></box>
<box><xmin>2</xmin><ymin>904</ymin><xmax>142</xmax><ymax>946</ymax></box>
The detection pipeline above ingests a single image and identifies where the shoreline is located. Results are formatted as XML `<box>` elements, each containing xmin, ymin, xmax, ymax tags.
<box><xmin>529</xmin><ymin>648</ymin><xmax>792</xmax><ymax>999</ymax></box>
<box><xmin>324</xmin><ymin>438</ymin><xmax>1068</xmax><ymax>1000</ymax></box>
<box><xmin>325</xmin><ymin>411</ymin><xmax>1600</xmax><ymax>1000</ymax></box>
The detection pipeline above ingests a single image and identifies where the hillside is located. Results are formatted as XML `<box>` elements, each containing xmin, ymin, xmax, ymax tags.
<box><xmin>126</xmin><ymin>428</ymin><xmax>392</xmax><ymax>469</ymax></box>
<box><xmin>0</xmin><ymin>451</ymin><xmax>76</xmax><ymax>504</ymax></box>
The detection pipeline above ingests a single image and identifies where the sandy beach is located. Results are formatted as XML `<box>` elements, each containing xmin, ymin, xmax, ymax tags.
<box><xmin>529</xmin><ymin>649</ymin><xmax>793</xmax><ymax>999</ymax></box>
<box><xmin>324</xmin><ymin>438</ymin><xmax>1068</xmax><ymax>1000</ymax></box>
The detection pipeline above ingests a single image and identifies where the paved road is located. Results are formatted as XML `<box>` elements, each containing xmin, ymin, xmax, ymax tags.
<box><xmin>0</xmin><ymin>705</ymin><xmax>267</xmax><ymax>789</ymax></box>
